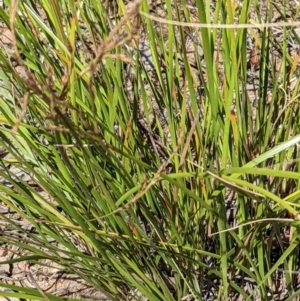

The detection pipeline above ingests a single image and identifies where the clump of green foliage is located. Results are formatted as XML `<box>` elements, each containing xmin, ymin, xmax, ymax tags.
<box><xmin>1</xmin><ymin>0</ymin><xmax>300</xmax><ymax>300</ymax></box>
